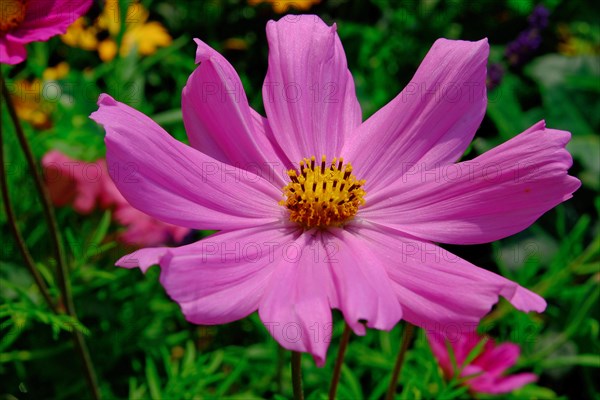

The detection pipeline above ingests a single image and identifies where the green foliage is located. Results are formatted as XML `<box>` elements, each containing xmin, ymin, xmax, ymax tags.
<box><xmin>1</xmin><ymin>0</ymin><xmax>598</xmax><ymax>399</ymax></box>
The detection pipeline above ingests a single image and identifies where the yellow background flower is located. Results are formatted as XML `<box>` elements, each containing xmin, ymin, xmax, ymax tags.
<box><xmin>61</xmin><ymin>0</ymin><xmax>172</xmax><ymax>62</ymax></box>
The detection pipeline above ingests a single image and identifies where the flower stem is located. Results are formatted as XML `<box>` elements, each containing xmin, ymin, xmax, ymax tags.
<box><xmin>0</xmin><ymin>100</ymin><xmax>56</xmax><ymax>313</ymax></box>
<box><xmin>0</xmin><ymin>70</ymin><xmax>71</xmax><ymax>310</ymax></box>
<box><xmin>385</xmin><ymin>323</ymin><xmax>415</xmax><ymax>400</ymax></box>
<box><xmin>291</xmin><ymin>351</ymin><xmax>304</xmax><ymax>400</ymax></box>
<box><xmin>1</xmin><ymin>71</ymin><xmax>101</xmax><ymax>400</ymax></box>
<box><xmin>328</xmin><ymin>322</ymin><xmax>352</xmax><ymax>399</ymax></box>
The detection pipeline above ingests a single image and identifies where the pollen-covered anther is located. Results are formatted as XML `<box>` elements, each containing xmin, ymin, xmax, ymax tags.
<box><xmin>280</xmin><ymin>155</ymin><xmax>366</xmax><ymax>229</ymax></box>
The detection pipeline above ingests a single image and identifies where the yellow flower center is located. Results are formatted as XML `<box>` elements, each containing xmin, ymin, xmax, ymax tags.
<box><xmin>281</xmin><ymin>156</ymin><xmax>366</xmax><ymax>229</ymax></box>
<box><xmin>0</xmin><ymin>0</ymin><xmax>27</xmax><ymax>33</ymax></box>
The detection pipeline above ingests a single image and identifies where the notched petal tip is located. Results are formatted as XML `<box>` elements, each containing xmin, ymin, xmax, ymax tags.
<box><xmin>510</xmin><ymin>286</ymin><xmax>547</xmax><ymax>314</ymax></box>
<box><xmin>540</xmin><ymin>126</ymin><xmax>578</xmax><ymax>175</ymax></box>
<box><xmin>346</xmin><ymin>320</ymin><xmax>367</xmax><ymax>336</ymax></box>
<box><xmin>270</xmin><ymin>14</ymin><xmax>330</xmax><ymax>32</ymax></box>
<box><xmin>429</xmin><ymin>37</ymin><xmax>490</xmax><ymax>67</ymax></box>
<box><xmin>534</xmin><ymin>119</ymin><xmax>547</xmax><ymax>131</ymax></box>
<box><xmin>115</xmin><ymin>248</ymin><xmax>169</xmax><ymax>273</ymax></box>
<box><xmin>193</xmin><ymin>38</ymin><xmax>215</xmax><ymax>64</ymax></box>
<box><xmin>115</xmin><ymin>255</ymin><xmax>139</xmax><ymax>269</ymax></box>
<box><xmin>532</xmin><ymin>298</ymin><xmax>547</xmax><ymax>313</ymax></box>
<box><xmin>547</xmin><ymin>128</ymin><xmax>572</xmax><ymax>146</ymax></box>
<box><xmin>566</xmin><ymin>175</ymin><xmax>582</xmax><ymax>196</ymax></box>
<box><xmin>314</xmin><ymin>354</ymin><xmax>326</xmax><ymax>368</ymax></box>
<box><xmin>477</xmin><ymin>37</ymin><xmax>489</xmax><ymax>48</ymax></box>
<box><xmin>90</xmin><ymin>94</ymin><xmax>120</xmax><ymax>126</ymax></box>
<box><xmin>433</xmin><ymin>36</ymin><xmax>489</xmax><ymax>49</ymax></box>
<box><xmin>97</xmin><ymin>93</ymin><xmax>117</xmax><ymax>107</ymax></box>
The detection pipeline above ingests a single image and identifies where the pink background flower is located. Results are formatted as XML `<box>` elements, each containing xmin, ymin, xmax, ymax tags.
<box><xmin>428</xmin><ymin>330</ymin><xmax>538</xmax><ymax>394</ymax></box>
<box><xmin>42</xmin><ymin>150</ymin><xmax>188</xmax><ymax>247</ymax></box>
<box><xmin>42</xmin><ymin>149</ymin><xmax>104</xmax><ymax>214</ymax></box>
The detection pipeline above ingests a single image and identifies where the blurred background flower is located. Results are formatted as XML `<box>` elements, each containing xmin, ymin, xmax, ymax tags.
<box><xmin>6</xmin><ymin>62</ymin><xmax>70</xmax><ymax>130</ymax></box>
<box><xmin>505</xmin><ymin>5</ymin><xmax>550</xmax><ymax>66</ymax></box>
<box><xmin>61</xmin><ymin>0</ymin><xmax>172</xmax><ymax>62</ymax></box>
<box><xmin>42</xmin><ymin>150</ymin><xmax>189</xmax><ymax>246</ymax></box>
<box><xmin>9</xmin><ymin>79</ymin><xmax>53</xmax><ymax>129</ymax></box>
<box><xmin>428</xmin><ymin>330</ymin><xmax>537</xmax><ymax>395</ymax></box>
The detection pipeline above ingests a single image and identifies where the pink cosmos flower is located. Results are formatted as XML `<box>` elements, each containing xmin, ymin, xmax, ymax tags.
<box><xmin>43</xmin><ymin>150</ymin><xmax>104</xmax><ymax>214</ymax></box>
<box><xmin>428</xmin><ymin>330</ymin><xmax>537</xmax><ymax>394</ymax></box>
<box><xmin>42</xmin><ymin>150</ymin><xmax>188</xmax><ymax>246</ymax></box>
<box><xmin>110</xmin><ymin>192</ymin><xmax>190</xmax><ymax>247</ymax></box>
<box><xmin>90</xmin><ymin>15</ymin><xmax>580</xmax><ymax>366</ymax></box>
<box><xmin>0</xmin><ymin>0</ymin><xmax>91</xmax><ymax>64</ymax></box>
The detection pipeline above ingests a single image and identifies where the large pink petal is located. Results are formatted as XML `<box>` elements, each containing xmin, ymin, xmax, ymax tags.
<box><xmin>0</xmin><ymin>36</ymin><xmax>27</xmax><ymax>64</ymax></box>
<box><xmin>263</xmin><ymin>15</ymin><xmax>361</xmax><ymax>163</ymax></box>
<box><xmin>326</xmin><ymin>228</ymin><xmax>402</xmax><ymax>335</ymax></box>
<box><xmin>258</xmin><ymin>231</ymin><xmax>338</xmax><ymax>366</ymax></box>
<box><xmin>353</xmin><ymin>224</ymin><xmax>546</xmax><ymax>331</ymax></box>
<box><xmin>343</xmin><ymin>38</ymin><xmax>488</xmax><ymax>192</ymax></box>
<box><xmin>183</xmin><ymin>39</ymin><xmax>290</xmax><ymax>185</ymax></box>
<box><xmin>12</xmin><ymin>0</ymin><xmax>91</xmax><ymax>42</ymax></box>
<box><xmin>116</xmin><ymin>223</ymin><xmax>299</xmax><ymax>324</ymax></box>
<box><xmin>362</xmin><ymin>121</ymin><xmax>581</xmax><ymax>244</ymax></box>
<box><xmin>90</xmin><ymin>94</ymin><xmax>283</xmax><ymax>231</ymax></box>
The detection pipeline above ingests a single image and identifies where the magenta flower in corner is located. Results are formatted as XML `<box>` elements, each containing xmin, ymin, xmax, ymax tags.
<box><xmin>90</xmin><ymin>15</ymin><xmax>580</xmax><ymax>366</ymax></box>
<box><xmin>0</xmin><ymin>0</ymin><xmax>91</xmax><ymax>64</ymax></box>
<box><xmin>428</xmin><ymin>330</ymin><xmax>537</xmax><ymax>394</ymax></box>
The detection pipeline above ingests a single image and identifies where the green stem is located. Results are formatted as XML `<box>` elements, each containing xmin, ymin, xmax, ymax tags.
<box><xmin>329</xmin><ymin>323</ymin><xmax>352</xmax><ymax>400</ymax></box>
<box><xmin>1</xmin><ymin>71</ymin><xmax>101</xmax><ymax>400</ymax></box>
<box><xmin>291</xmin><ymin>351</ymin><xmax>304</xmax><ymax>400</ymax></box>
<box><xmin>1</xmin><ymin>69</ymin><xmax>70</xmax><ymax>313</ymax></box>
<box><xmin>385</xmin><ymin>323</ymin><xmax>415</xmax><ymax>400</ymax></box>
<box><xmin>0</xmin><ymin>94</ymin><xmax>56</xmax><ymax>313</ymax></box>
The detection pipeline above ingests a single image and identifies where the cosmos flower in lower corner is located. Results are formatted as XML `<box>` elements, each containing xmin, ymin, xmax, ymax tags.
<box><xmin>90</xmin><ymin>15</ymin><xmax>580</xmax><ymax>366</ymax></box>
<box><xmin>427</xmin><ymin>330</ymin><xmax>537</xmax><ymax>394</ymax></box>
<box><xmin>0</xmin><ymin>0</ymin><xmax>92</xmax><ymax>64</ymax></box>
<box><xmin>42</xmin><ymin>150</ymin><xmax>188</xmax><ymax>247</ymax></box>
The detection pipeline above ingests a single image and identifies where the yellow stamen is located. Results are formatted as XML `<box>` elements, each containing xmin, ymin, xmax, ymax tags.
<box><xmin>0</xmin><ymin>0</ymin><xmax>27</xmax><ymax>33</ymax></box>
<box><xmin>280</xmin><ymin>155</ymin><xmax>366</xmax><ymax>229</ymax></box>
